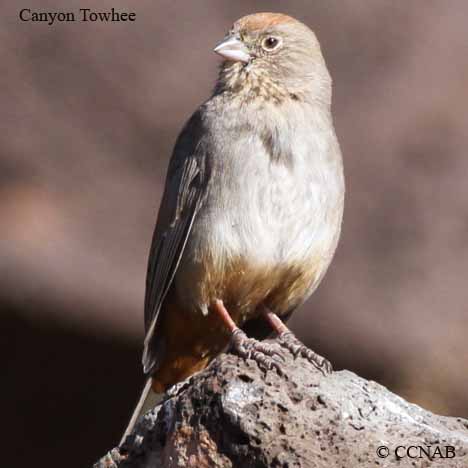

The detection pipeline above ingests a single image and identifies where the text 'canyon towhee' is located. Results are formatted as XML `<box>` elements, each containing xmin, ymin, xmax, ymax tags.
<box><xmin>121</xmin><ymin>12</ymin><xmax>344</xmax><ymax>444</ymax></box>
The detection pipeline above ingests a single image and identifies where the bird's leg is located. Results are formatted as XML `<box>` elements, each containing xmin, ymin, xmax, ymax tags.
<box><xmin>262</xmin><ymin>308</ymin><xmax>333</xmax><ymax>375</ymax></box>
<box><xmin>213</xmin><ymin>300</ymin><xmax>284</xmax><ymax>374</ymax></box>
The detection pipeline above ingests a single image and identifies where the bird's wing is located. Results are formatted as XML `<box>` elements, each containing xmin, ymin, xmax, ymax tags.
<box><xmin>142</xmin><ymin>111</ymin><xmax>209</xmax><ymax>374</ymax></box>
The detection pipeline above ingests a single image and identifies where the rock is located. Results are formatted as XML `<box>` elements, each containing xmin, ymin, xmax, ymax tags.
<box><xmin>95</xmin><ymin>343</ymin><xmax>468</xmax><ymax>467</ymax></box>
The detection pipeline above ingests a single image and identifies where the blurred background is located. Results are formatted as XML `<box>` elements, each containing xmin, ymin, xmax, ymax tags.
<box><xmin>2</xmin><ymin>1</ymin><xmax>468</xmax><ymax>466</ymax></box>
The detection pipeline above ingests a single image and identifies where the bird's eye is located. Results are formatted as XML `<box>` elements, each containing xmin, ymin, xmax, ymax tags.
<box><xmin>261</xmin><ymin>36</ymin><xmax>282</xmax><ymax>51</ymax></box>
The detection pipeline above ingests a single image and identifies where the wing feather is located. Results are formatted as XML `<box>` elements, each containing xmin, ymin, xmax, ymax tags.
<box><xmin>142</xmin><ymin>112</ymin><xmax>208</xmax><ymax>374</ymax></box>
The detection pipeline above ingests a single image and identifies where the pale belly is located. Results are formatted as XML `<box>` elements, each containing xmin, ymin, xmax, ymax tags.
<box><xmin>174</xmin><ymin>158</ymin><xmax>343</xmax><ymax>325</ymax></box>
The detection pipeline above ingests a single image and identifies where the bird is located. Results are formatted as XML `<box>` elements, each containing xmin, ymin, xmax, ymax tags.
<box><xmin>121</xmin><ymin>12</ymin><xmax>344</xmax><ymax>444</ymax></box>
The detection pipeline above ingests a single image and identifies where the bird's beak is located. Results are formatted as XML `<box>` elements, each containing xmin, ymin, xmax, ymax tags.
<box><xmin>214</xmin><ymin>36</ymin><xmax>251</xmax><ymax>63</ymax></box>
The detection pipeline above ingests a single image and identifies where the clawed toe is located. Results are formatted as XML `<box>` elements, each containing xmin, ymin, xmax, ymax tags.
<box><xmin>278</xmin><ymin>332</ymin><xmax>333</xmax><ymax>375</ymax></box>
<box><xmin>230</xmin><ymin>329</ymin><xmax>284</xmax><ymax>375</ymax></box>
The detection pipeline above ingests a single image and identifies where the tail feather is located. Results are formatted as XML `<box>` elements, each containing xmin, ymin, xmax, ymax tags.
<box><xmin>119</xmin><ymin>378</ymin><xmax>162</xmax><ymax>446</ymax></box>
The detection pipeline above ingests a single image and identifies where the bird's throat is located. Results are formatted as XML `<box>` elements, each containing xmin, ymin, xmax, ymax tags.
<box><xmin>216</xmin><ymin>61</ymin><xmax>291</xmax><ymax>103</ymax></box>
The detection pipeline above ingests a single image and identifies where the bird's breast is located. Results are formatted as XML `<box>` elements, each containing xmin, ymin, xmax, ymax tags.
<box><xmin>174</xmin><ymin>119</ymin><xmax>343</xmax><ymax>322</ymax></box>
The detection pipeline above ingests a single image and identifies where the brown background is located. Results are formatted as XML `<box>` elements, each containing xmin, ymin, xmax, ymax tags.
<box><xmin>1</xmin><ymin>1</ymin><xmax>467</xmax><ymax>467</ymax></box>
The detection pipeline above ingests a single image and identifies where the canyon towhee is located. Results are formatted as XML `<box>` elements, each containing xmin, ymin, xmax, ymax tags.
<box><xmin>122</xmin><ymin>12</ymin><xmax>344</xmax><ymax>443</ymax></box>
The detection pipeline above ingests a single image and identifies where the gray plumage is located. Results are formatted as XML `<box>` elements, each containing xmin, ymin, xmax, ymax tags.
<box><xmin>142</xmin><ymin>12</ymin><xmax>344</xmax><ymax>383</ymax></box>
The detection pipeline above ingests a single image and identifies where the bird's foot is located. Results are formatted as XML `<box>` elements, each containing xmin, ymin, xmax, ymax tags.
<box><xmin>229</xmin><ymin>329</ymin><xmax>284</xmax><ymax>375</ymax></box>
<box><xmin>277</xmin><ymin>331</ymin><xmax>332</xmax><ymax>375</ymax></box>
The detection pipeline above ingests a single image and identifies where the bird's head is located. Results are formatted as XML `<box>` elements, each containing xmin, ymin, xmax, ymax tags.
<box><xmin>213</xmin><ymin>13</ymin><xmax>331</xmax><ymax>105</ymax></box>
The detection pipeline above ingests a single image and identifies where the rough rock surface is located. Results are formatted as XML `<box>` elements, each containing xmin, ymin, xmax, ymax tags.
<box><xmin>96</xmin><ymin>343</ymin><xmax>468</xmax><ymax>467</ymax></box>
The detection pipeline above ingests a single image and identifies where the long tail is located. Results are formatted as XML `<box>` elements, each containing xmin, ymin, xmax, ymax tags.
<box><xmin>119</xmin><ymin>378</ymin><xmax>162</xmax><ymax>446</ymax></box>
